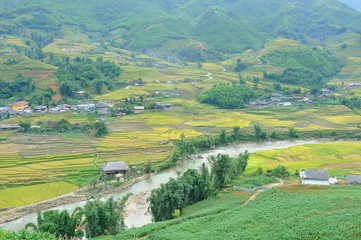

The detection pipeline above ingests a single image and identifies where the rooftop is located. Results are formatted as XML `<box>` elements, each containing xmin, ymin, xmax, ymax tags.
<box><xmin>346</xmin><ymin>174</ymin><xmax>361</xmax><ymax>184</ymax></box>
<box><xmin>102</xmin><ymin>161</ymin><xmax>130</xmax><ymax>172</ymax></box>
<box><xmin>12</xmin><ymin>101</ymin><xmax>29</xmax><ymax>105</ymax></box>
<box><xmin>301</xmin><ymin>169</ymin><xmax>329</xmax><ymax>180</ymax></box>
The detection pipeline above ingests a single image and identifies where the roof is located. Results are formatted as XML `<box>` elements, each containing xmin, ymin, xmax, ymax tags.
<box><xmin>12</xmin><ymin>101</ymin><xmax>29</xmax><ymax>106</ymax></box>
<box><xmin>0</xmin><ymin>124</ymin><xmax>19</xmax><ymax>129</ymax></box>
<box><xmin>302</xmin><ymin>169</ymin><xmax>329</xmax><ymax>180</ymax></box>
<box><xmin>102</xmin><ymin>161</ymin><xmax>130</xmax><ymax>172</ymax></box>
<box><xmin>346</xmin><ymin>174</ymin><xmax>361</xmax><ymax>184</ymax></box>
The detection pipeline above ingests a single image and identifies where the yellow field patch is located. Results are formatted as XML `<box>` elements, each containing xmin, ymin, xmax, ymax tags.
<box><xmin>97</xmin><ymin>127</ymin><xmax>202</xmax><ymax>152</ymax></box>
<box><xmin>0</xmin><ymin>181</ymin><xmax>77</xmax><ymax>208</ymax></box>
<box><xmin>124</xmin><ymin>112</ymin><xmax>186</xmax><ymax>125</ymax></box>
<box><xmin>296</xmin><ymin>124</ymin><xmax>333</xmax><ymax>131</ymax></box>
<box><xmin>246</xmin><ymin>142</ymin><xmax>361</xmax><ymax>174</ymax></box>
<box><xmin>97</xmin><ymin>151</ymin><xmax>171</xmax><ymax>166</ymax></box>
<box><xmin>320</xmin><ymin>115</ymin><xmax>361</xmax><ymax>125</ymax></box>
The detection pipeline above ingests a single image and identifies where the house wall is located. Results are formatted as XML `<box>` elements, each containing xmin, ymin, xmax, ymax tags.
<box><xmin>12</xmin><ymin>104</ymin><xmax>29</xmax><ymax>112</ymax></box>
<box><xmin>302</xmin><ymin>179</ymin><xmax>329</xmax><ymax>185</ymax></box>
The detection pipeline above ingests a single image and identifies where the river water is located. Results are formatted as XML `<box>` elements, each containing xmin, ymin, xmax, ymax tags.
<box><xmin>0</xmin><ymin>139</ymin><xmax>337</xmax><ymax>231</ymax></box>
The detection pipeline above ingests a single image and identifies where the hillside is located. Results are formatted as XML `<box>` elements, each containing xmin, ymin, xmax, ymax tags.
<box><xmin>100</xmin><ymin>185</ymin><xmax>361</xmax><ymax>240</ymax></box>
<box><xmin>0</xmin><ymin>0</ymin><xmax>361</xmax><ymax>57</ymax></box>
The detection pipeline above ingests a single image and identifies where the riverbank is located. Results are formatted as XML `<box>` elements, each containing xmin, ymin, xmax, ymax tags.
<box><xmin>0</xmin><ymin>174</ymin><xmax>151</xmax><ymax>224</ymax></box>
<box><xmin>1</xmin><ymin>138</ymin><xmax>359</xmax><ymax>230</ymax></box>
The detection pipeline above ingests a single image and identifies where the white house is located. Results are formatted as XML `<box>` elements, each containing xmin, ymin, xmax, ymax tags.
<box><xmin>300</xmin><ymin>169</ymin><xmax>333</xmax><ymax>185</ymax></box>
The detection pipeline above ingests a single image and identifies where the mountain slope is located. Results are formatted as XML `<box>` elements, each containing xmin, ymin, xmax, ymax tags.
<box><xmin>0</xmin><ymin>0</ymin><xmax>360</xmax><ymax>55</ymax></box>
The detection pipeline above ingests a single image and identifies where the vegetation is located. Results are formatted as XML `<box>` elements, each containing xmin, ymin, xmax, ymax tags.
<box><xmin>0</xmin><ymin>73</ymin><xmax>54</xmax><ymax>104</ymax></box>
<box><xmin>198</xmin><ymin>84</ymin><xmax>254</xmax><ymax>109</ymax></box>
<box><xmin>84</xmin><ymin>196</ymin><xmax>130</xmax><ymax>238</ymax></box>
<box><xmin>53</xmin><ymin>57</ymin><xmax>121</xmax><ymax>97</ymax></box>
<box><xmin>262</xmin><ymin>49</ymin><xmax>344</xmax><ymax>86</ymax></box>
<box><xmin>25</xmin><ymin>208</ymin><xmax>84</xmax><ymax>239</ymax></box>
<box><xmin>234</xmin><ymin>176</ymin><xmax>278</xmax><ymax>189</ymax></box>
<box><xmin>111</xmin><ymin>185</ymin><xmax>361</xmax><ymax>240</ymax></box>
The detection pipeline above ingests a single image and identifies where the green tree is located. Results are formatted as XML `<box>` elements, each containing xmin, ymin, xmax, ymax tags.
<box><xmin>19</xmin><ymin>121</ymin><xmax>31</xmax><ymax>132</ymax></box>
<box><xmin>289</xmin><ymin>127</ymin><xmax>298</xmax><ymax>138</ymax></box>
<box><xmin>84</xmin><ymin>196</ymin><xmax>130</xmax><ymax>238</ymax></box>
<box><xmin>253</xmin><ymin>124</ymin><xmax>262</xmax><ymax>140</ymax></box>
<box><xmin>25</xmin><ymin>208</ymin><xmax>84</xmax><ymax>239</ymax></box>
<box><xmin>209</xmin><ymin>154</ymin><xmax>231</xmax><ymax>190</ymax></box>
<box><xmin>93</xmin><ymin>121</ymin><xmax>108</xmax><ymax>137</ymax></box>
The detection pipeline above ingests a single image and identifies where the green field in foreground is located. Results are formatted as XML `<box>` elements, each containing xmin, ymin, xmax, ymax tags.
<box><xmin>101</xmin><ymin>185</ymin><xmax>361</xmax><ymax>240</ymax></box>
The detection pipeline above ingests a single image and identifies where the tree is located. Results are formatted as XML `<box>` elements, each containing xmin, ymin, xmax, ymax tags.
<box><xmin>209</xmin><ymin>154</ymin><xmax>231</xmax><ymax>190</ymax></box>
<box><xmin>93</xmin><ymin>121</ymin><xmax>108</xmax><ymax>137</ymax></box>
<box><xmin>234</xmin><ymin>59</ymin><xmax>247</xmax><ymax>72</ymax></box>
<box><xmin>253</xmin><ymin>124</ymin><xmax>263</xmax><ymax>140</ymax></box>
<box><xmin>25</xmin><ymin>208</ymin><xmax>84</xmax><ymax>239</ymax></box>
<box><xmin>232</xmin><ymin>126</ymin><xmax>240</xmax><ymax>140</ymax></box>
<box><xmin>144</xmin><ymin>160</ymin><xmax>152</xmax><ymax>175</ymax></box>
<box><xmin>84</xmin><ymin>196</ymin><xmax>130</xmax><ymax>238</ymax></box>
<box><xmin>219</xmin><ymin>129</ymin><xmax>227</xmax><ymax>144</ymax></box>
<box><xmin>289</xmin><ymin>127</ymin><xmax>298</xmax><ymax>138</ymax></box>
<box><xmin>19</xmin><ymin>121</ymin><xmax>31</xmax><ymax>132</ymax></box>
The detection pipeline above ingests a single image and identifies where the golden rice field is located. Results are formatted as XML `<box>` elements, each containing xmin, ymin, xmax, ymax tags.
<box><xmin>97</xmin><ymin>151</ymin><xmax>171</xmax><ymax>166</ymax></box>
<box><xmin>0</xmin><ymin>181</ymin><xmax>77</xmax><ymax>208</ymax></box>
<box><xmin>0</xmin><ymin>153</ymin><xmax>95</xmax><ymax>185</ymax></box>
<box><xmin>96</xmin><ymin>127</ymin><xmax>202</xmax><ymax>152</ymax></box>
<box><xmin>246</xmin><ymin>142</ymin><xmax>361</xmax><ymax>175</ymax></box>
<box><xmin>320</xmin><ymin>115</ymin><xmax>361</xmax><ymax>125</ymax></box>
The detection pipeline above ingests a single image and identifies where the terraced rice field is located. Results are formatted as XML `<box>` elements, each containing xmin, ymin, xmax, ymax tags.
<box><xmin>247</xmin><ymin>142</ymin><xmax>361</xmax><ymax>175</ymax></box>
<box><xmin>0</xmin><ymin>181</ymin><xmax>77</xmax><ymax>208</ymax></box>
<box><xmin>96</xmin><ymin>127</ymin><xmax>202</xmax><ymax>152</ymax></box>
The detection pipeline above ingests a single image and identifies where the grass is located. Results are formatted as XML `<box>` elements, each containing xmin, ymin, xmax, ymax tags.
<box><xmin>106</xmin><ymin>185</ymin><xmax>361</xmax><ymax>240</ymax></box>
<box><xmin>234</xmin><ymin>176</ymin><xmax>278</xmax><ymax>189</ymax></box>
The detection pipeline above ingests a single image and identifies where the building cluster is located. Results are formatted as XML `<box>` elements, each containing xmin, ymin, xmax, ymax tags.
<box><xmin>300</xmin><ymin>169</ymin><xmax>361</xmax><ymax>185</ymax></box>
<box><xmin>0</xmin><ymin>101</ymin><xmax>123</xmax><ymax>117</ymax></box>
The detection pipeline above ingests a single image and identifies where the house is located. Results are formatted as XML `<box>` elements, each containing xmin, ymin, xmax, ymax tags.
<box><xmin>99</xmin><ymin>109</ymin><xmax>111</xmax><ymax>116</ymax></box>
<box><xmin>134</xmin><ymin>106</ymin><xmax>145</xmax><ymax>114</ymax></box>
<box><xmin>346</xmin><ymin>175</ymin><xmax>361</xmax><ymax>185</ymax></box>
<box><xmin>33</xmin><ymin>106</ymin><xmax>48</xmax><ymax>113</ymax></box>
<box><xmin>96</xmin><ymin>102</ymin><xmax>110</xmax><ymax>109</ymax></box>
<box><xmin>101</xmin><ymin>161</ymin><xmax>130</xmax><ymax>176</ymax></box>
<box><xmin>11</xmin><ymin>101</ymin><xmax>29</xmax><ymax>112</ymax></box>
<box><xmin>271</xmin><ymin>93</ymin><xmax>282</xmax><ymax>97</ymax></box>
<box><xmin>270</xmin><ymin>97</ymin><xmax>281</xmax><ymax>102</ymax></box>
<box><xmin>0</xmin><ymin>124</ymin><xmax>20</xmax><ymax>131</ymax></box>
<box><xmin>76</xmin><ymin>91</ymin><xmax>87</xmax><ymax>97</ymax></box>
<box><xmin>77</xmin><ymin>104</ymin><xmax>95</xmax><ymax>112</ymax></box>
<box><xmin>0</xmin><ymin>107</ymin><xmax>11</xmax><ymax>113</ymax></box>
<box><xmin>62</xmin><ymin>48</ymin><xmax>81</xmax><ymax>52</ymax></box>
<box><xmin>300</xmin><ymin>169</ymin><xmax>332</xmax><ymax>185</ymax></box>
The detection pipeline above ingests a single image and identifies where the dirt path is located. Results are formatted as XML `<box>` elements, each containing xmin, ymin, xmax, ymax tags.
<box><xmin>241</xmin><ymin>190</ymin><xmax>263</xmax><ymax>206</ymax></box>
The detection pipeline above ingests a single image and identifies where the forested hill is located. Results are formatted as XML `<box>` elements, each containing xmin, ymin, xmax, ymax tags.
<box><xmin>0</xmin><ymin>0</ymin><xmax>361</xmax><ymax>55</ymax></box>
<box><xmin>340</xmin><ymin>0</ymin><xmax>361</xmax><ymax>12</ymax></box>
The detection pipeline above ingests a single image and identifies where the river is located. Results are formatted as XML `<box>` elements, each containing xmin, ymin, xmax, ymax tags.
<box><xmin>0</xmin><ymin>139</ymin><xmax>337</xmax><ymax>231</ymax></box>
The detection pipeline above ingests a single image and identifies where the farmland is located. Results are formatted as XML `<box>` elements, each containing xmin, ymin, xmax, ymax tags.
<box><xmin>247</xmin><ymin>142</ymin><xmax>361</xmax><ymax>176</ymax></box>
<box><xmin>0</xmin><ymin>22</ymin><xmax>361</xmax><ymax>210</ymax></box>
<box><xmin>104</xmin><ymin>185</ymin><xmax>361</xmax><ymax>240</ymax></box>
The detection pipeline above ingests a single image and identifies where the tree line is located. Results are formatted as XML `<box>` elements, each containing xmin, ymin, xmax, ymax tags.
<box><xmin>0</xmin><ymin>73</ymin><xmax>55</xmax><ymax>105</ymax></box>
<box><xmin>198</xmin><ymin>84</ymin><xmax>255</xmax><ymax>109</ymax></box>
<box><xmin>24</xmin><ymin>195</ymin><xmax>131</xmax><ymax>239</ymax></box>
<box><xmin>262</xmin><ymin>49</ymin><xmax>344</xmax><ymax>87</ymax></box>
<box><xmin>52</xmin><ymin>56</ymin><xmax>122</xmax><ymax>98</ymax></box>
<box><xmin>149</xmin><ymin>151</ymin><xmax>249</xmax><ymax>222</ymax></box>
